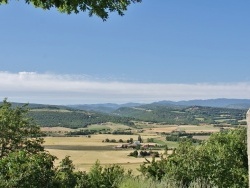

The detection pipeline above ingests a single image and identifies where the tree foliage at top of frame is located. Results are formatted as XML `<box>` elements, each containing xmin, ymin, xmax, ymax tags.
<box><xmin>0</xmin><ymin>0</ymin><xmax>142</xmax><ymax>20</ymax></box>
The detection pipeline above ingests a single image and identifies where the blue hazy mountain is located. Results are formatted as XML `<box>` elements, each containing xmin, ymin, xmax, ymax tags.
<box><xmin>68</xmin><ymin>103</ymin><xmax>143</xmax><ymax>113</ymax></box>
<box><xmin>69</xmin><ymin>99</ymin><xmax>250</xmax><ymax>114</ymax></box>
<box><xmin>153</xmin><ymin>98</ymin><xmax>250</xmax><ymax>109</ymax></box>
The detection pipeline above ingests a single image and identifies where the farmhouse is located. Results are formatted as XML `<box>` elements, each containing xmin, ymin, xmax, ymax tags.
<box><xmin>114</xmin><ymin>140</ymin><xmax>161</xmax><ymax>150</ymax></box>
<box><xmin>141</xmin><ymin>143</ymin><xmax>157</xmax><ymax>149</ymax></box>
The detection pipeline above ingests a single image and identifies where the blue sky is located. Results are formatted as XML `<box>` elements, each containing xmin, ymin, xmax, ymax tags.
<box><xmin>0</xmin><ymin>0</ymin><xmax>249</xmax><ymax>104</ymax></box>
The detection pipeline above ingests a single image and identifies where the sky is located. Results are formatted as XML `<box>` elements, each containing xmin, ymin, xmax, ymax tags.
<box><xmin>0</xmin><ymin>0</ymin><xmax>250</xmax><ymax>104</ymax></box>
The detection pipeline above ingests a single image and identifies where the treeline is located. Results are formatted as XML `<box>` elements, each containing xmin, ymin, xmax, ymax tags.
<box><xmin>66</xmin><ymin>129</ymin><xmax>98</xmax><ymax>136</ymax></box>
<box><xmin>165</xmin><ymin>131</ymin><xmax>212</xmax><ymax>136</ymax></box>
<box><xmin>165</xmin><ymin>131</ymin><xmax>212</xmax><ymax>143</ymax></box>
<box><xmin>66</xmin><ymin>129</ymin><xmax>134</xmax><ymax>136</ymax></box>
<box><xmin>112</xmin><ymin>130</ymin><xmax>133</xmax><ymax>135</ymax></box>
<box><xmin>128</xmin><ymin>150</ymin><xmax>160</xmax><ymax>158</ymax></box>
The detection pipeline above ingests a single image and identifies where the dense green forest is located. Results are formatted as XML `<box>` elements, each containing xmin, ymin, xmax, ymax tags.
<box><xmin>114</xmin><ymin>105</ymin><xmax>247</xmax><ymax>125</ymax></box>
<box><xmin>28</xmin><ymin>109</ymin><xmax>134</xmax><ymax>128</ymax></box>
<box><xmin>26</xmin><ymin>104</ymin><xmax>247</xmax><ymax>128</ymax></box>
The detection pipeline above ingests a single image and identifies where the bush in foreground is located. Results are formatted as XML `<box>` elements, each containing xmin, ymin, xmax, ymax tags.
<box><xmin>139</xmin><ymin>128</ymin><xmax>248</xmax><ymax>187</ymax></box>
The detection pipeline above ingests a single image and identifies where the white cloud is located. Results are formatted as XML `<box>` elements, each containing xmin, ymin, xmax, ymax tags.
<box><xmin>0</xmin><ymin>71</ymin><xmax>249</xmax><ymax>104</ymax></box>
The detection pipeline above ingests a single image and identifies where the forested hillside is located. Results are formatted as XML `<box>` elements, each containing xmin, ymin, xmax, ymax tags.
<box><xmin>28</xmin><ymin>108</ymin><xmax>134</xmax><ymax>128</ymax></box>
<box><xmin>114</xmin><ymin>105</ymin><xmax>247</xmax><ymax>125</ymax></box>
<box><xmin>5</xmin><ymin>101</ymin><xmax>246</xmax><ymax>128</ymax></box>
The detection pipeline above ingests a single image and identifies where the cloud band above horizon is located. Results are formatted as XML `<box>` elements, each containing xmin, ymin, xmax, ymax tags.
<box><xmin>0</xmin><ymin>71</ymin><xmax>249</xmax><ymax>104</ymax></box>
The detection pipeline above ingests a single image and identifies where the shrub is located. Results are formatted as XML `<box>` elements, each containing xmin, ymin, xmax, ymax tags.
<box><xmin>140</xmin><ymin>128</ymin><xmax>248</xmax><ymax>187</ymax></box>
<box><xmin>88</xmin><ymin>161</ymin><xmax>127</xmax><ymax>188</ymax></box>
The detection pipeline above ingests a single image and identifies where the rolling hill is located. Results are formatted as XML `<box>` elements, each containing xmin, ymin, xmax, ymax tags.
<box><xmin>2</xmin><ymin>99</ymin><xmax>249</xmax><ymax>128</ymax></box>
<box><xmin>113</xmin><ymin>105</ymin><xmax>247</xmax><ymax>126</ymax></box>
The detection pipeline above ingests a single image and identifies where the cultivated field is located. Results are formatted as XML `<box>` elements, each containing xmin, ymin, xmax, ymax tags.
<box><xmin>44</xmin><ymin>134</ymin><xmax>162</xmax><ymax>174</ymax></box>
<box><xmin>43</xmin><ymin>123</ymin><xmax>220</xmax><ymax>174</ymax></box>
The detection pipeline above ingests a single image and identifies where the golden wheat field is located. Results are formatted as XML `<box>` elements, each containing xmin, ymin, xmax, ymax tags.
<box><xmin>43</xmin><ymin>134</ymin><xmax>162</xmax><ymax>174</ymax></box>
<box><xmin>42</xmin><ymin>124</ymin><xmax>219</xmax><ymax>174</ymax></box>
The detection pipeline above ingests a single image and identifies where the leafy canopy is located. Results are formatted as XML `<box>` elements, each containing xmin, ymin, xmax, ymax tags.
<box><xmin>140</xmin><ymin>128</ymin><xmax>248</xmax><ymax>187</ymax></box>
<box><xmin>0</xmin><ymin>150</ymin><xmax>56</xmax><ymax>188</ymax></box>
<box><xmin>0</xmin><ymin>99</ymin><xmax>44</xmax><ymax>158</ymax></box>
<box><xmin>0</xmin><ymin>0</ymin><xmax>142</xmax><ymax>20</ymax></box>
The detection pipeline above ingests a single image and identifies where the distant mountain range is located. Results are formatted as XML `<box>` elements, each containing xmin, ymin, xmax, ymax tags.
<box><xmin>68</xmin><ymin>103</ymin><xmax>142</xmax><ymax>113</ymax></box>
<box><xmin>2</xmin><ymin>98</ymin><xmax>250</xmax><ymax>113</ymax></box>
<box><xmin>151</xmin><ymin>99</ymin><xmax>250</xmax><ymax>109</ymax></box>
<box><xmin>69</xmin><ymin>98</ymin><xmax>250</xmax><ymax>113</ymax></box>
